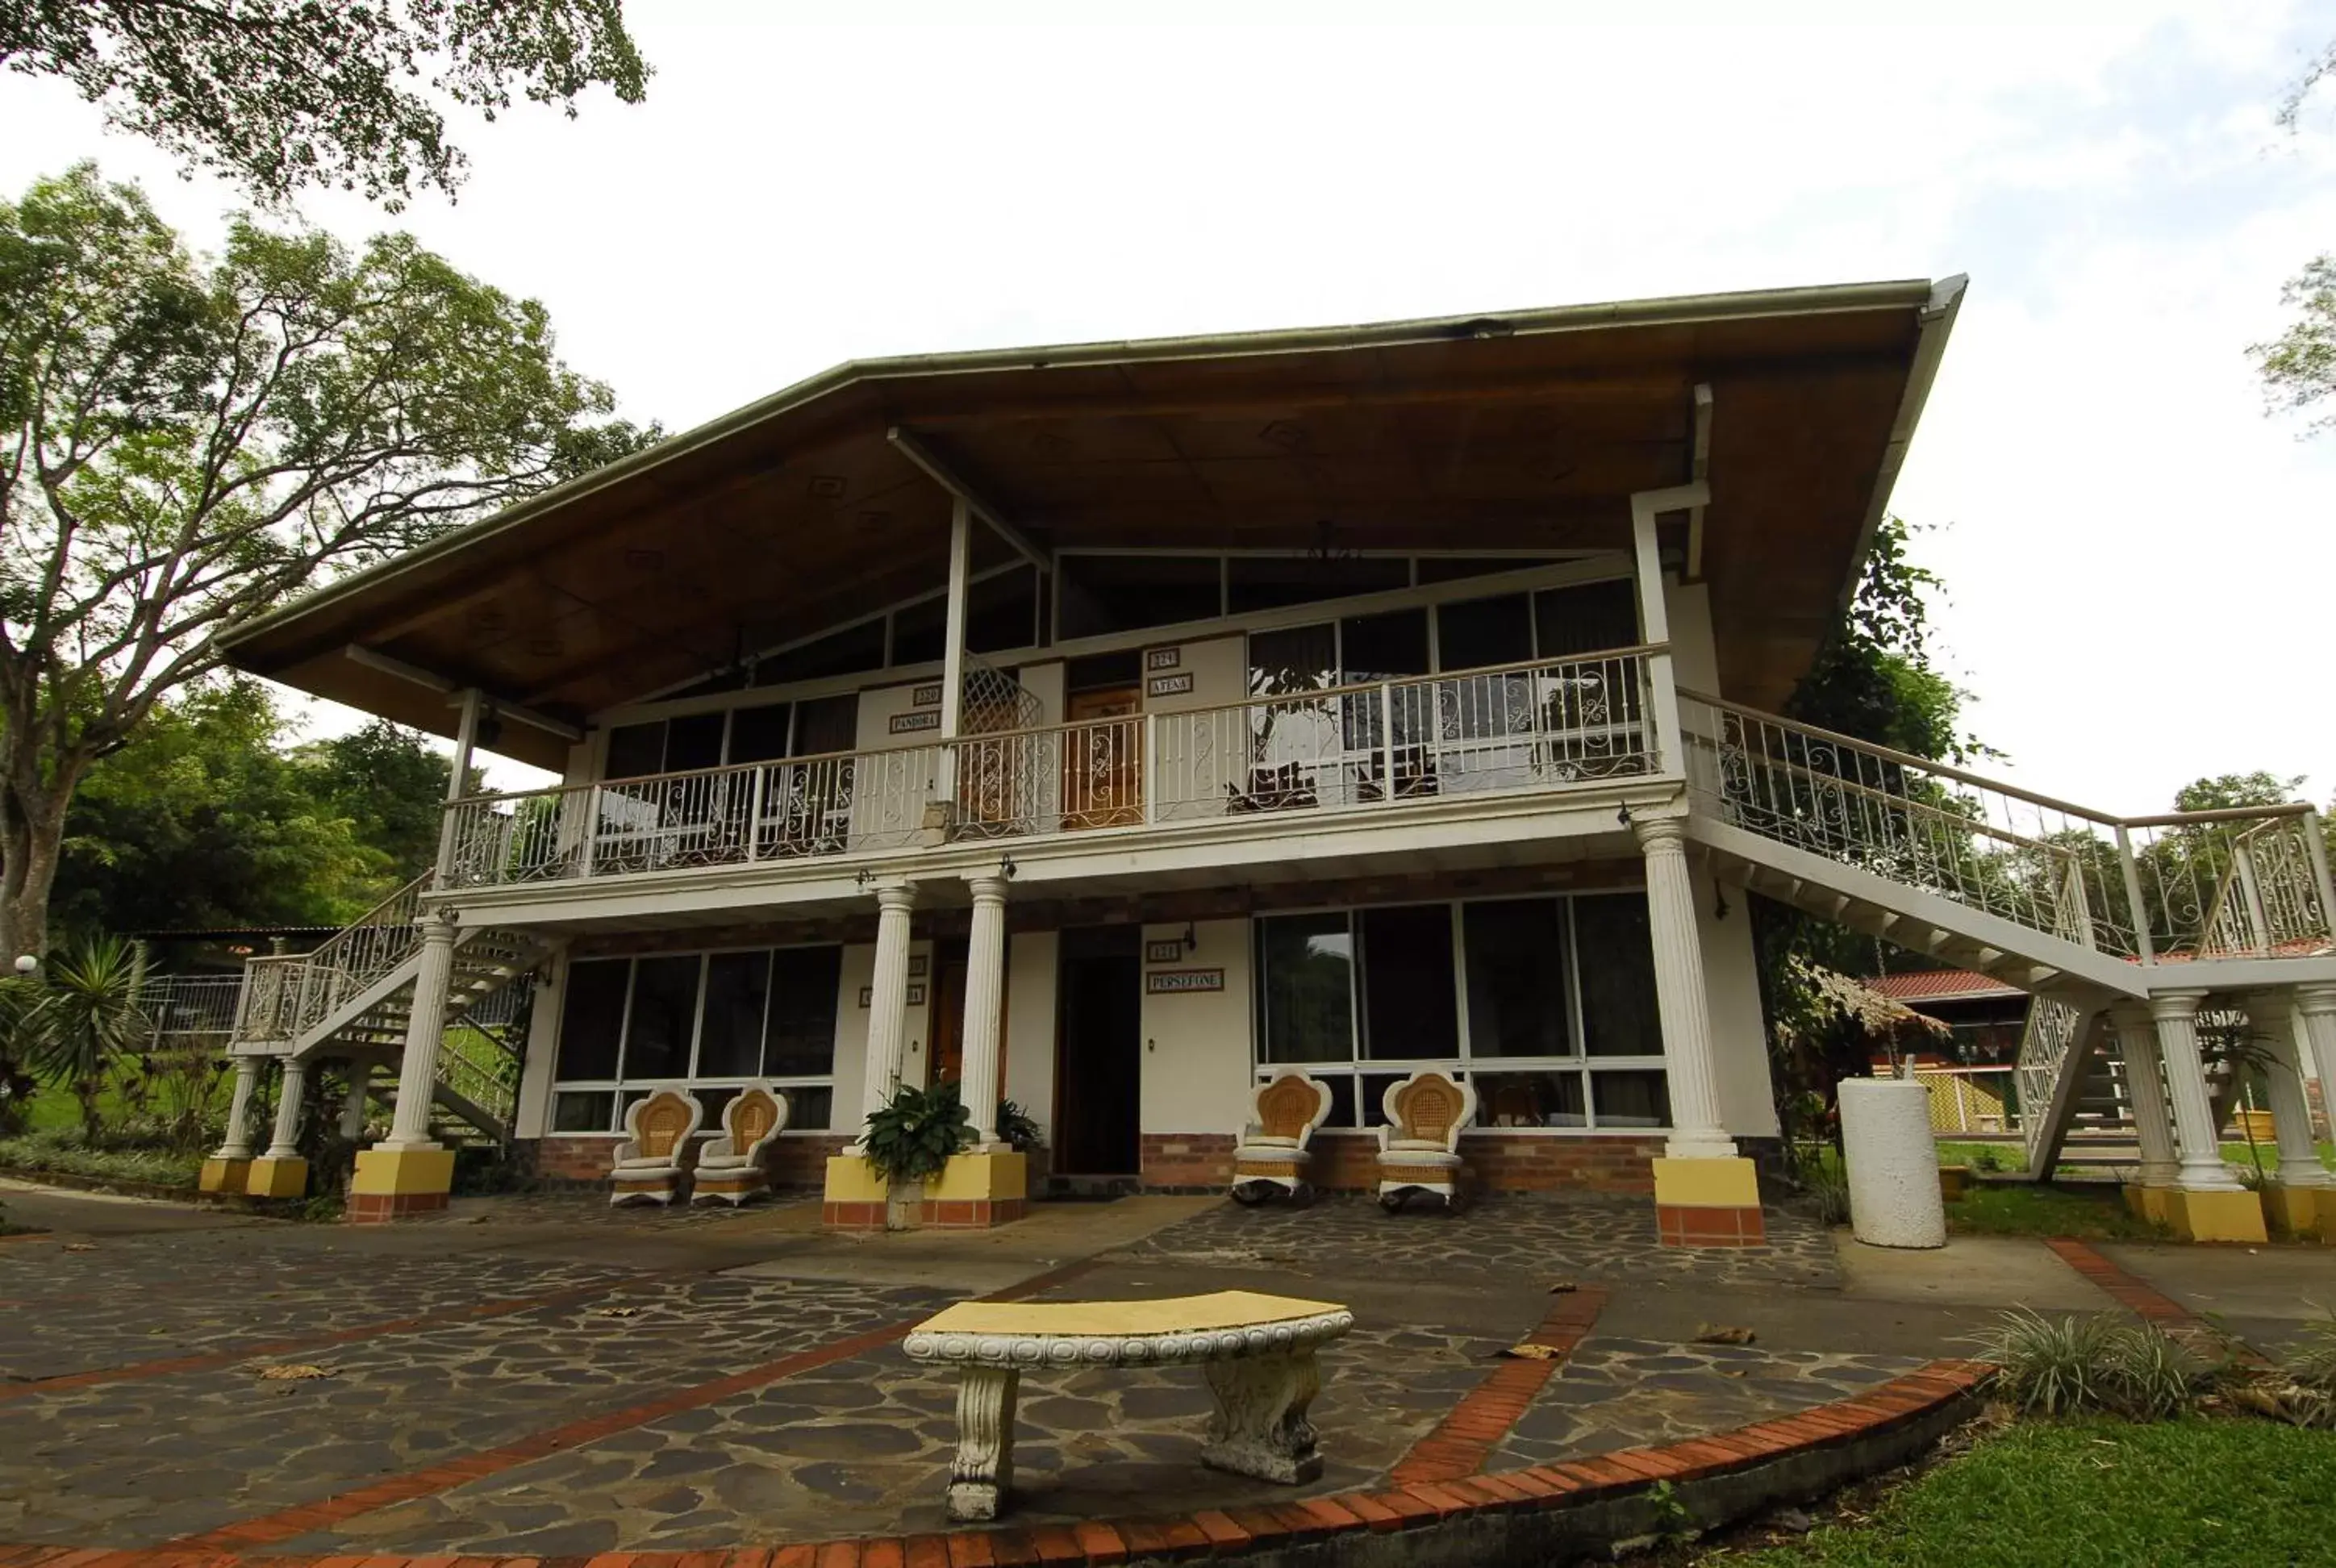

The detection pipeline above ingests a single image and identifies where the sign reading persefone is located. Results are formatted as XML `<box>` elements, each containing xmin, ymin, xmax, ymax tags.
<box><xmin>1147</xmin><ymin>672</ymin><xmax>1194</xmax><ymax>698</ymax></box>
<box><xmin>1145</xmin><ymin>968</ymin><xmax>1224</xmax><ymax>995</ymax></box>
<box><xmin>858</xmin><ymin>984</ymin><xmax>929</xmax><ymax>1007</ymax></box>
<box><xmin>890</xmin><ymin>710</ymin><xmax>941</xmax><ymax>734</ymax></box>
<box><xmin>911</xmin><ymin>683</ymin><xmax>944</xmax><ymax>707</ymax></box>
<box><xmin>1145</xmin><ymin>647</ymin><xmax>1182</xmax><ymax>671</ymax></box>
<box><xmin>1143</xmin><ymin>939</ymin><xmax>1186</xmax><ymax>964</ymax></box>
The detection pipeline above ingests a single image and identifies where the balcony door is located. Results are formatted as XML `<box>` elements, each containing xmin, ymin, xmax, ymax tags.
<box><xmin>1062</xmin><ymin>686</ymin><xmax>1143</xmax><ymax>829</ymax></box>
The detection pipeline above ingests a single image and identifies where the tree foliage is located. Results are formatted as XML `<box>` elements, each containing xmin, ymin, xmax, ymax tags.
<box><xmin>52</xmin><ymin>679</ymin><xmax>456</xmax><ymax>936</ymax></box>
<box><xmin>0</xmin><ymin>164</ymin><xmax>654</xmax><ymax>955</ymax></box>
<box><xmin>0</xmin><ymin>2</ymin><xmax>649</xmax><ymax>209</ymax></box>
<box><xmin>19</xmin><ymin>931</ymin><xmax>148</xmax><ymax>1140</ymax></box>
<box><xmin>2249</xmin><ymin>256</ymin><xmax>2336</xmax><ymax>432</ymax></box>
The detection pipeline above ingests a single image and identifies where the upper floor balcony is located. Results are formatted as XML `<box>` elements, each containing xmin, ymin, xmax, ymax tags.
<box><xmin>440</xmin><ymin>643</ymin><xmax>1667</xmax><ymax>896</ymax></box>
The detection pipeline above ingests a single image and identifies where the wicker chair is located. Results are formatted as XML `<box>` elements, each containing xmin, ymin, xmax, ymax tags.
<box><xmin>609</xmin><ymin>1088</ymin><xmax>703</xmax><ymax>1206</ymax></box>
<box><xmin>691</xmin><ymin>1083</ymin><xmax>790</xmax><ymax>1206</ymax></box>
<box><xmin>1230</xmin><ymin>1072</ymin><xmax>1334</xmax><ymax>1205</ymax></box>
<box><xmin>1375</xmin><ymin>1070</ymin><xmax>1477</xmax><ymax>1213</ymax></box>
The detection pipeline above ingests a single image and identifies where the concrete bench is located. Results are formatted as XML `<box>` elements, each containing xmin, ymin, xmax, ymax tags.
<box><xmin>903</xmin><ymin>1290</ymin><xmax>1355</xmax><ymax>1521</ymax></box>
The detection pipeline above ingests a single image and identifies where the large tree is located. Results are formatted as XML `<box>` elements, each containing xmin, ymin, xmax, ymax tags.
<box><xmin>1</xmin><ymin>2</ymin><xmax>648</xmax><ymax>209</ymax></box>
<box><xmin>0</xmin><ymin>164</ymin><xmax>654</xmax><ymax>957</ymax></box>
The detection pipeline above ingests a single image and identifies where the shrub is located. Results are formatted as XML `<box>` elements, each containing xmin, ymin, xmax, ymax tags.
<box><xmin>995</xmin><ymin>1099</ymin><xmax>1042</xmax><ymax>1155</ymax></box>
<box><xmin>1972</xmin><ymin>1308</ymin><xmax>2215</xmax><ymax>1420</ymax></box>
<box><xmin>863</xmin><ymin>1079</ymin><xmax>970</xmax><ymax>1186</ymax></box>
<box><xmin>1802</xmin><ymin>1164</ymin><xmax>1852</xmax><ymax>1225</ymax></box>
<box><xmin>2270</xmin><ymin>1313</ymin><xmax>2336</xmax><ymax>1429</ymax></box>
<box><xmin>0</xmin><ymin>1126</ymin><xmax>200</xmax><ymax>1188</ymax></box>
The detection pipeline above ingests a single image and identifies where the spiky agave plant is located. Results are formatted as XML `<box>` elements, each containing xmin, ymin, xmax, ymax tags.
<box><xmin>27</xmin><ymin>936</ymin><xmax>151</xmax><ymax>1142</ymax></box>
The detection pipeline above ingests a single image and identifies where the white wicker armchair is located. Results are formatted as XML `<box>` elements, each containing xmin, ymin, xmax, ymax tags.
<box><xmin>1374</xmin><ymin>1070</ymin><xmax>1477</xmax><ymax>1212</ymax></box>
<box><xmin>691</xmin><ymin>1083</ymin><xmax>790</xmax><ymax>1206</ymax></box>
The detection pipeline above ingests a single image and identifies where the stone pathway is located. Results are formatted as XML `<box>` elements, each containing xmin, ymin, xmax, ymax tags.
<box><xmin>1489</xmin><ymin>1336</ymin><xmax>1926</xmax><ymax>1470</ymax></box>
<box><xmin>1120</xmin><ymin>1193</ymin><xmax>1843</xmax><ymax>1288</ymax></box>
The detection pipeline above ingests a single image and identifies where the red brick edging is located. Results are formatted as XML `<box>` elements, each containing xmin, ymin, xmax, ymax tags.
<box><xmin>2</xmin><ymin>1356</ymin><xmax>1990</xmax><ymax>1568</ymax></box>
<box><xmin>2043</xmin><ymin>1236</ymin><xmax>2268</xmax><ymax>1368</ymax></box>
<box><xmin>1390</xmin><ymin>1287</ymin><xmax>1608</xmax><ymax>1485</ymax></box>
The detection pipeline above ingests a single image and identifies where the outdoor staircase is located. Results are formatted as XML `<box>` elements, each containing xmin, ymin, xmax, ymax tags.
<box><xmin>230</xmin><ymin>874</ymin><xmax>553</xmax><ymax>1143</ymax></box>
<box><xmin>1671</xmin><ymin>690</ymin><xmax>2336</xmax><ymax>1175</ymax></box>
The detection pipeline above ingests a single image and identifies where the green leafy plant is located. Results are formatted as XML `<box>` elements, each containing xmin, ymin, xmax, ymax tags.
<box><xmin>2269</xmin><ymin>1312</ymin><xmax>2336</xmax><ymax>1429</ymax></box>
<box><xmin>862</xmin><ymin>1080</ymin><xmax>970</xmax><ymax>1186</ymax></box>
<box><xmin>995</xmin><ymin>1099</ymin><xmax>1042</xmax><ymax>1155</ymax></box>
<box><xmin>23</xmin><ymin>936</ymin><xmax>151</xmax><ymax>1141</ymax></box>
<box><xmin>1971</xmin><ymin>1308</ymin><xmax>2215</xmax><ymax>1420</ymax></box>
<box><xmin>1801</xmin><ymin>1162</ymin><xmax>1852</xmax><ymax>1226</ymax></box>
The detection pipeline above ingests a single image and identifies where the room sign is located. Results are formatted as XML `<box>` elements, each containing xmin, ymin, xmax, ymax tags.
<box><xmin>1145</xmin><ymin>968</ymin><xmax>1224</xmax><ymax>995</ymax></box>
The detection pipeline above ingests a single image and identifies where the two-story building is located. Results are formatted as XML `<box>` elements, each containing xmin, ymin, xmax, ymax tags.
<box><xmin>206</xmin><ymin>277</ymin><xmax>2336</xmax><ymax>1246</ymax></box>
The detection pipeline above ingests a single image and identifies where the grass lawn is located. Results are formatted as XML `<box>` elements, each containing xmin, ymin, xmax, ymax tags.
<box><xmin>1717</xmin><ymin>1417</ymin><xmax>2336</xmax><ymax>1566</ymax></box>
<box><xmin>1944</xmin><ymin>1181</ymin><xmax>2162</xmax><ymax>1241</ymax></box>
<box><xmin>1933</xmin><ymin>1140</ymin><xmax>2026</xmax><ymax>1173</ymax></box>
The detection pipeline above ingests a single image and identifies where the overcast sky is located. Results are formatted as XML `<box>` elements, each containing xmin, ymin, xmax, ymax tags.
<box><xmin>6</xmin><ymin>0</ymin><xmax>2334</xmax><ymax>809</ymax></box>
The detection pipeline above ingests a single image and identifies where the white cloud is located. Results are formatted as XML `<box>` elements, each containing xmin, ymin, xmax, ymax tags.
<box><xmin>2</xmin><ymin>0</ymin><xmax>2331</xmax><ymax>806</ymax></box>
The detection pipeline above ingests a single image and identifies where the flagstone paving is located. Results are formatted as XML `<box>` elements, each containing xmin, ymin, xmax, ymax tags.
<box><xmin>0</xmin><ymin>1186</ymin><xmax>1979</xmax><ymax>1559</ymax></box>
<box><xmin>1119</xmin><ymin>1191</ymin><xmax>1844</xmax><ymax>1287</ymax></box>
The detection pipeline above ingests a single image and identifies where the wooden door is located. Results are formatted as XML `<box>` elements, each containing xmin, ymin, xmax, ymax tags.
<box><xmin>1063</xmin><ymin>687</ymin><xmax>1143</xmax><ymax>829</ymax></box>
<box><xmin>928</xmin><ymin>942</ymin><xmax>967</xmax><ymax>1089</ymax></box>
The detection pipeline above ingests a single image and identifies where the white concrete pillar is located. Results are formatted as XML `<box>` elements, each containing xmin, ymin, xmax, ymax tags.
<box><xmin>217</xmin><ymin>1057</ymin><xmax>263</xmax><ymax>1160</ymax></box>
<box><xmin>340</xmin><ymin>1060</ymin><xmax>373</xmax><ymax>1141</ymax></box>
<box><xmin>2109</xmin><ymin>1005</ymin><xmax>2180</xmax><ymax>1187</ymax></box>
<box><xmin>858</xmin><ymin>882</ymin><xmax>920</xmax><ymax>1126</ymax></box>
<box><xmin>2299</xmin><ymin>987</ymin><xmax>2336</xmax><ymax>1136</ymax></box>
<box><xmin>1635</xmin><ymin>815</ymin><xmax>1735</xmax><ymax>1158</ymax></box>
<box><xmin>264</xmin><ymin>1057</ymin><xmax>308</xmax><ymax>1159</ymax></box>
<box><xmin>2244</xmin><ymin>991</ymin><xmax>2330</xmax><ymax>1188</ymax></box>
<box><xmin>2150</xmin><ymin>990</ymin><xmax>2239</xmax><ymax>1191</ymax></box>
<box><xmin>381</xmin><ymin>913</ymin><xmax>458</xmax><ymax>1150</ymax></box>
<box><xmin>959</xmin><ymin>874</ymin><xmax>1010</xmax><ymax>1146</ymax></box>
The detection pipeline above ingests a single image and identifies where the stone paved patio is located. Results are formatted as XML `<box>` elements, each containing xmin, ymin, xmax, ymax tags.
<box><xmin>0</xmin><ymin>1181</ymin><xmax>2197</xmax><ymax>1560</ymax></box>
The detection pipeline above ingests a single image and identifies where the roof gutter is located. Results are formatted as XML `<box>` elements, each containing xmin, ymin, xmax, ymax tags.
<box><xmin>219</xmin><ymin>278</ymin><xmax>1942</xmax><ymax>657</ymax></box>
<box><xmin>1836</xmin><ymin>273</ymin><xmax>1967</xmax><ymax>617</ymax></box>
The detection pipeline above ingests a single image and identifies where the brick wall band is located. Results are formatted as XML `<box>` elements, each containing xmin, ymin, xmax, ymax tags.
<box><xmin>1140</xmin><ymin>1132</ymin><xmax>1665</xmax><ymax>1194</ymax></box>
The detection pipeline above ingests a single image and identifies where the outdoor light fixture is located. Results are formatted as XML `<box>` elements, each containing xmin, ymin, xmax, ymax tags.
<box><xmin>1713</xmin><ymin>890</ymin><xmax>1730</xmax><ymax>921</ymax></box>
<box><xmin>998</xmin><ymin>854</ymin><xmax>1017</xmax><ymax>880</ymax></box>
<box><xmin>1616</xmin><ymin>803</ymin><xmax>1632</xmax><ymax>827</ymax></box>
<box><xmin>10</xmin><ymin>955</ymin><xmax>33</xmax><ymax>974</ymax></box>
<box><xmin>855</xmin><ymin>869</ymin><xmax>873</xmax><ymax>890</ymax></box>
<box><xmin>1181</xmin><ymin>922</ymin><xmax>1199</xmax><ymax>953</ymax></box>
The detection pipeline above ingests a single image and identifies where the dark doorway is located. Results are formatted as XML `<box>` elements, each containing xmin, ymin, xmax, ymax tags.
<box><xmin>1053</xmin><ymin>925</ymin><xmax>1142</xmax><ymax>1176</ymax></box>
<box><xmin>927</xmin><ymin>937</ymin><xmax>968</xmax><ymax>1090</ymax></box>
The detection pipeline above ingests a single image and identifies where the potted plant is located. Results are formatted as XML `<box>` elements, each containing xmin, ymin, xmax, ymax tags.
<box><xmin>862</xmin><ymin>1080</ymin><xmax>970</xmax><ymax>1229</ymax></box>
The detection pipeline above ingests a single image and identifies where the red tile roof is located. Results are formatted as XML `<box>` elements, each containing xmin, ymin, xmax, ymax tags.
<box><xmin>1865</xmin><ymin>969</ymin><xmax>2024</xmax><ymax>1004</ymax></box>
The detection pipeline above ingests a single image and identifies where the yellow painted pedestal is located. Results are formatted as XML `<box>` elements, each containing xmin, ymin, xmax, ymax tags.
<box><xmin>348</xmin><ymin>1147</ymin><xmax>455</xmax><ymax>1223</ymax></box>
<box><xmin>2123</xmin><ymin>1184</ymin><xmax>2175</xmax><ymax>1226</ymax></box>
<box><xmin>244</xmin><ymin>1156</ymin><xmax>309</xmax><ymax>1199</ymax></box>
<box><xmin>2314</xmin><ymin>1189</ymin><xmax>2336</xmax><ymax>1245</ymax></box>
<box><xmin>1651</xmin><ymin>1156</ymin><xmax>1764</xmax><ymax>1247</ymax></box>
<box><xmin>2263</xmin><ymin>1184</ymin><xmax>2325</xmax><ymax>1240</ymax></box>
<box><xmin>198</xmin><ymin>1157</ymin><xmax>250</xmax><ymax>1195</ymax></box>
<box><xmin>924</xmin><ymin>1150</ymin><xmax>1028</xmax><ymax>1228</ymax></box>
<box><xmin>2165</xmin><ymin>1186</ymin><xmax>2269</xmax><ymax>1245</ymax></box>
<box><xmin>823</xmin><ymin>1153</ymin><xmax>890</xmax><ymax>1231</ymax></box>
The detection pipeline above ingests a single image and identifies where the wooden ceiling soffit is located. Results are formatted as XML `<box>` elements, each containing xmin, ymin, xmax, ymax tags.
<box><xmin>886</xmin><ymin>425</ymin><xmax>1052</xmax><ymax>569</ymax></box>
<box><xmin>886</xmin><ymin>369</ymin><xmax>1696</xmax><ymax>428</ymax></box>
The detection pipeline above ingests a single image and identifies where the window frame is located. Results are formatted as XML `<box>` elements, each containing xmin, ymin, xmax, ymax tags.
<box><xmin>548</xmin><ymin>940</ymin><xmax>845</xmax><ymax>1136</ymax></box>
<box><xmin>1250</xmin><ymin>886</ymin><xmax>1671</xmax><ymax>1136</ymax></box>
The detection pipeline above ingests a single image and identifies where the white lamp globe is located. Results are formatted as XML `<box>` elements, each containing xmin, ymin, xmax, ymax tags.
<box><xmin>12</xmin><ymin>955</ymin><xmax>36</xmax><ymax>974</ymax></box>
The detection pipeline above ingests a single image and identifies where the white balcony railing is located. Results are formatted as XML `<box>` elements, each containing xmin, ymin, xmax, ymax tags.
<box><xmin>440</xmin><ymin>647</ymin><xmax>1662</xmax><ymax>890</ymax></box>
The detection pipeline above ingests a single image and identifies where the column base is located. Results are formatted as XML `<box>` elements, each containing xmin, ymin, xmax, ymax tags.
<box><xmin>198</xmin><ymin>1157</ymin><xmax>251</xmax><ymax>1195</ymax></box>
<box><xmin>347</xmin><ymin>1147</ymin><xmax>455</xmax><ymax>1224</ymax></box>
<box><xmin>824</xmin><ymin>1153</ymin><xmax>890</xmax><ymax>1232</ymax></box>
<box><xmin>1652</xmin><ymin>1156</ymin><xmax>1764</xmax><ymax>1248</ymax></box>
<box><xmin>244</xmin><ymin>1156</ymin><xmax>309</xmax><ymax>1199</ymax></box>
<box><xmin>2123</xmin><ymin>1184</ymin><xmax>2177</xmax><ymax>1226</ymax></box>
<box><xmin>923</xmin><ymin>1150</ymin><xmax>1029</xmax><ymax>1229</ymax></box>
<box><xmin>2165</xmin><ymin>1186</ymin><xmax>2269</xmax><ymax>1245</ymax></box>
<box><xmin>2263</xmin><ymin>1183</ymin><xmax>2330</xmax><ymax>1240</ymax></box>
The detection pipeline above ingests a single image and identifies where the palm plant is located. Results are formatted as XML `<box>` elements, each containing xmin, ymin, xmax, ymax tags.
<box><xmin>26</xmin><ymin>936</ymin><xmax>152</xmax><ymax>1141</ymax></box>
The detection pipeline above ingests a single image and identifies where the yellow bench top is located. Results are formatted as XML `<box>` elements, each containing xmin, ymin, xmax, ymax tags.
<box><xmin>913</xmin><ymin>1290</ymin><xmax>1345</xmax><ymax>1340</ymax></box>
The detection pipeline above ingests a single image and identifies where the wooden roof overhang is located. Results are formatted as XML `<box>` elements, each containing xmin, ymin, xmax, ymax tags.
<box><xmin>220</xmin><ymin>277</ymin><xmax>1964</xmax><ymax>769</ymax></box>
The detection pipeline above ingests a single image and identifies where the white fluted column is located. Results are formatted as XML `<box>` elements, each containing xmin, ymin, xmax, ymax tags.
<box><xmin>381</xmin><ymin>913</ymin><xmax>457</xmax><ymax>1150</ymax></box>
<box><xmin>217</xmin><ymin>1057</ymin><xmax>263</xmax><ymax>1160</ymax></box>
<box><xmin>340</xmin><ymin>1060</ymin><xmax>373</xmax><ymax>1140</ymax></box>
<box><xmin>959</xmin><ymin>875</ymin><xmax>1010</xmax><ymax>1147</ymax></box>
<box><xmin>264</xmin><ymin>1057</ymin><xmax>308</xmax><ymax>1159</ymax></box>
<box><xmin>2299</xmin><ymin>988</ymin><xmax>2336</xmax><ymax>1139</ymax></box>
<box><xmin>858</xmin><ymin>882</ymin><xmax>920</xmax><ymax>1128</ymax></box>
<box><xmin>2244</xmin><ymin>991</ymin><xmax>2330</xmax><ymax>1188</ymax></box>
<box><xmin>2151</xmin><ymin>990</ymin><xmax>2238</xmax><ymax>1191</ymax></box>
<box><xmin>2109</xmin><ymin>1005</ymin><xmax>2180</xmax><ymax>1188</ymax></box>
<box><xmin>1635</xmin><ymin>815</ymin><xmax>1735</xmax><ymax>1158</ymax></box>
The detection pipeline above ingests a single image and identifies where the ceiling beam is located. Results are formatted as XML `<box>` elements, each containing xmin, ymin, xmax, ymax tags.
<box><xmin>889</xmin><ymin>369</ymin><xmax>1698</xmax><ymax>427</ymax></box>
<box><xmin>343</xmin><ymin>645</ymin><xmax>584</xmax><ymax>743</ymax></box>
<box><xmin>886</xmin><ymin>426</ymin><xmax>1052</xmax><ymax>572</ymax></box>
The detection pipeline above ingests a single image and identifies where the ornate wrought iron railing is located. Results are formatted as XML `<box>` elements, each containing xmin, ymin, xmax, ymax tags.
<box><xmin>230</xmin><ymin>873</ymin><xmax>433</xmax><ymax>1048</ymax></box>
<box><xmin>1677</xmin><ymin>690</ymin><xmax>2336</xmax><ymax>965</ymax></box>
<box><xmin>439</xmin><ymin>648</ymin><xmax>1662</xmax><ymax>890</ymax></box>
